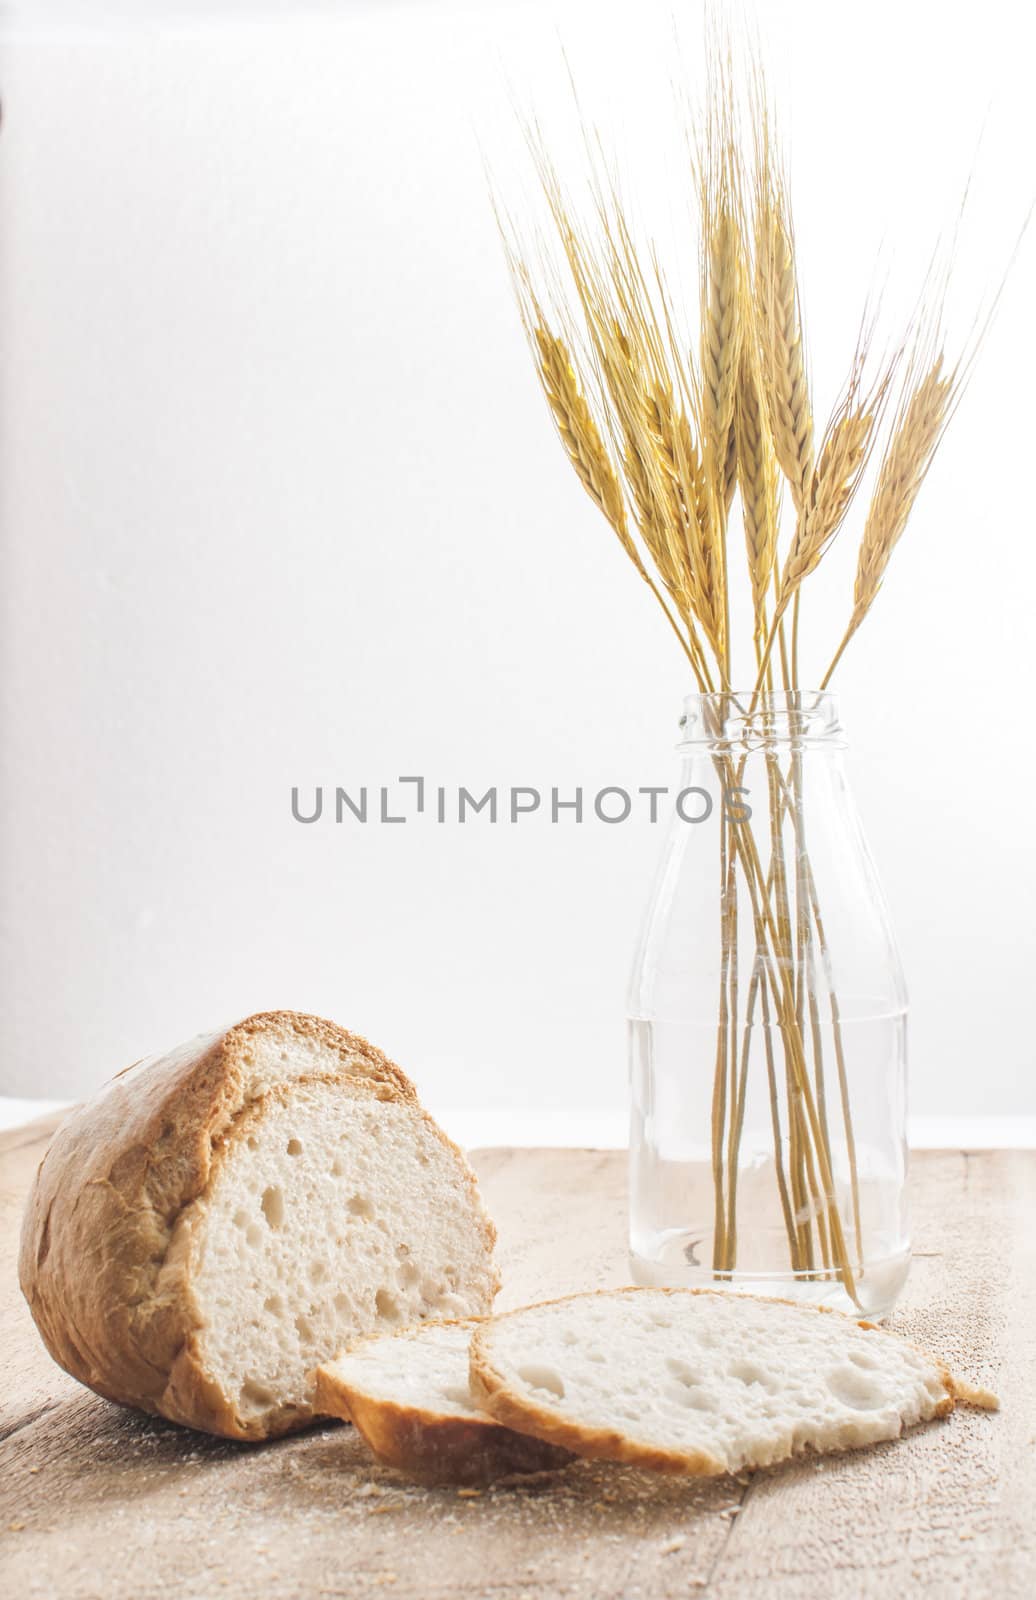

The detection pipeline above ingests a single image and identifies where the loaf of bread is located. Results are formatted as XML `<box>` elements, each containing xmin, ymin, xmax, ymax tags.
<box><xmin>469</xmin><ymin>1287</ymin><xmax>981</xmax><ymax>1476</ymax></box>
<box><xmin>316</xmin><ymin>1320</ymin><xmax>573</xmax><ymax>1484</ymax></box>
<box><xmin>19</xmin><ymin>1011</ymin><xmax>500</xmax><ymax>1440</ymax></box>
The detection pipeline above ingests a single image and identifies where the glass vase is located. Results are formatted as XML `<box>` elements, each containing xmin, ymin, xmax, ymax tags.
<box><xmin>628</xmin><ymin>691</ymin><xmax>909</xmax><ymax>1320</ymax></box>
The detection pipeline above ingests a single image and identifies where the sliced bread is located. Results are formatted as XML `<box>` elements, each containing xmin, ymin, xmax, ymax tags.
<box><xmin>469</xmin><ymin>1288</ymin><xmax>982</xmax><ymax>1476</ymax></box>
<box><xmin>20</xmin><ymin>1011</ymin><xmax>499</xmax><ymax>1440</ymax></box>
<box><xmin>316</xmin><ymin>1320</ymin><xmax>573</xmax><ymax>1484</ymax></box>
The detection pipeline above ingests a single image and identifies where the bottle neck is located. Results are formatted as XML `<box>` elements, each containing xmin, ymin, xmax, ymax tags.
<box><xmin>679</xmin><ymin>690</ymin><xmax>846</xmax><ymax>756</ymax></box>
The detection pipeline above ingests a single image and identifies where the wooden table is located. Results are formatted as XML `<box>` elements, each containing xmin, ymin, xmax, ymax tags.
<box><xmin>2</xmin><ymin>1119</ymin><xmax>1033</xmax><ymax>1598</ymax></box>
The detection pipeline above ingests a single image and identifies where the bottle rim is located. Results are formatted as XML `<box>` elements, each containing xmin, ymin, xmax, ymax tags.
<box><xmin>678</xmin><ymin>690</ymin><xmax>845</xmax><ymax>749</ymax></box>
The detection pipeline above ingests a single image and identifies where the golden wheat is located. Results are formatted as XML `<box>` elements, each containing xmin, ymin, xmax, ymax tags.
<box><xmin>821</xmin><ymin>357</ymin><xmax>956</xmax><ymax>684</ymax></box>
<box><xmin>734</xmin><ymin>346</ymin><xmax>779</xmax><ymax>638</ymax></box>
<box><xmin>643</xmin><ymin>379</ymin><xmax>727</xmax><ymax>659</ymax></box>
<box><xmin>781</xmin><ymin>404</ymin><xmax>875</xmax><ymax>601</ymax></box>
<box><xmin>754</xmin><ymin>188</ymin><xmax>815</xmax><ymax>514</ymax></box>
<box><xmin>701</xmin><ymin>207</ymin><xmax>745</xmax><ymax>473</ymax></box>
<box><xmin>532</xmin><ymin>326</ymin><xmax>634</xmax><ymax>558</ymax></box>
<box><xmin>852</xmin><ymin>357</ymin><xmax>955</xmax><ymax>620</ymax></box>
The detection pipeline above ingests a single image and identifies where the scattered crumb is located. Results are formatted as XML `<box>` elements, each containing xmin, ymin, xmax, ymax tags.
<box><xmin>661</xmin><ymin>1536</ymin><xmax>687</xmax><ymax>1555</ymax></box>
<box><xmin>27</xmin><ymin>1468</ymin><xmax>40</xmax><ymax>1476</ymax></box>
<box><xmin>456</xmin><ymin>1488</ymin><xmax>481</xmax><ymax>1499</ymax></box>
<box><xmin>8</xmin><ymin>1523</ymin><xmax>25</xmax><ymax>1533</ymax></box>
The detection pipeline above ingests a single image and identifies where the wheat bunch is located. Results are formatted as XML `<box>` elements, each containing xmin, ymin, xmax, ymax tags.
<box><xmin>503</xmin><ymin>42</ymin><xmax>978</xmax><ymax>696</ymax></box>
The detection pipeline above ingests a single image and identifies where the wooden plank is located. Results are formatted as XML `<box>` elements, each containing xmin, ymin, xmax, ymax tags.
<box><xmin>0</xmin><ymin>1117</ymin><xmax>1031</xmax><ymax>1598</ymax></box>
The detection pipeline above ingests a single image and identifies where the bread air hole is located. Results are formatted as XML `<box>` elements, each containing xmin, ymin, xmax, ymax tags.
<box><xmin>729</xmin><ymin>1360</ymin><xmax>778</xmax><ymax>1393</ymax></box>
<box><xmin>263</xmin><ymin>1294</ymin><xmax>284</xmax><ymax>1317</ymax></box>
<box><xmin>666</xmin><ymin>1356</ymin><xmax>701</xmax><ymax>1387</ymax></box>
<box><xmin>295</xmin><ymin>1313</ymin><xmax>315</xmax><ymax>1345</ymax></box>
<box><xmin>375</xmin><ymin>1289</ymin><xmax>403</xmax><ymax>1323</ymax></box>
<box><xmin>441</xmin><ymin>1385</ymin><xmax>472</xmax><ymax>1408</ymax></box>
<box><xmin>240</xmin><ymin>1378</ymin><xmax>277</xmax><ymax>1410</ymax></box>
<box><xmin>826</xmin><ymin>1365</ymin><xmax>885</xmax><ymax>1411</ymax></box>
<box><xmin>681</xmin><ymin>1388</ymin><xmax>716</xmax><ymax>1411</ymax></box>
<box><xmin>261</xmin><ymin>1186</ymin><xmax>285</xmax><ymax>1229</ymax></box>
<box><xmin>348</xmin><ymin>1194</ymin><xmax>374</xmax><ymax>1221</ymax></box>
<box><xmin>286</xmin><ymin>1138</ymin><xmax>303</xmax><ymax>1156</ymax></box>
<box><xmin>517</xmin><ymin>1365</ymin><xmax>566</xmax><ymax>1400</ymax></box>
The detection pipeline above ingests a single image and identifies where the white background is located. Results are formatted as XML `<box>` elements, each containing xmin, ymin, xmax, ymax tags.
<box><xmin>1</xmin><ymin>0</ymin><xmax>1034</xmax><ymax>1130</ymax></box>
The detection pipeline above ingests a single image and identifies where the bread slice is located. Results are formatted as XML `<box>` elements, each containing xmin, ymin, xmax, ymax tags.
<box><xmin>469</xmin><ymin>1288</ymin><xmax>976</xmax><ymax>1476</ymax></box>
<box><xmin>315</xmin><ymin>1320</ymin><xmax>573</xmax><ymax>1484</ymax></box>
<box><xmin>19</xmin><ymin>1011</ymin><xmax>499</xmax><ymax>1440</ymax></box>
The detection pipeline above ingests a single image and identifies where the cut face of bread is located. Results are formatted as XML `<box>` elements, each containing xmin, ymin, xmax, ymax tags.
<box><xmin>469</xmin><ymin>1288</ymin><xmax>960</xmax><ymax>1476</ymax></box>
<box><xmin>187</xmin><ymin>1083</ymin><xmax>495</xmax><ymax>1431</ymax></box>
<box><xmin>316</xmin><ymin>1320</ymin><xmax>573</xmax><ymax>1484</ymax></box>
<box><xmin>20</xmin><ymin>1012</ymin><xmax>499</xmax><ymax>1440</ymax></box>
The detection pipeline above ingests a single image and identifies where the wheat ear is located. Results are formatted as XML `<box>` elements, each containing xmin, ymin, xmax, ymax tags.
<box><xmin>702</xmin><ymin>208</ymin><xmax>745</xmax><ymax>472</ymax></box>
<box><xmin>533</xmin><ymin>327</ymin><xmax>634</xmax><ymax>557</ymax></box>
<box><xmin>781</xmin><ymin>403</ymin><xmax>875</xmax><ymax>600</ymax></box>
<box><xmin>755</xmin><ymin>193</ymin><xmax>814</xmax><ymax>513</ymax></box>
<box><xmin>642</xmin><ymin>379</ymin><xmax>726</xmax><ymax>664</ymax></box>
<box><xmin>734</xmin><ymin>346</ymin><xmax>779</xmax><ymax>644</ymax></box>
<box><xmin>533</xmin><ymin>323</ymin><xmax>712</xmax><ymax>680</ymax></box>
<box><xmin>821</xmin><ymin>356</ymin><xmax>956</xmax><ymax>685</ymax></box>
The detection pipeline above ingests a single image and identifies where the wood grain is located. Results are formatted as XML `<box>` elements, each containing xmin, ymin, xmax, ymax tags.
<box><xmin>1</xmin><ymin>1118</ymin><xmax>1031</xmax><ymax>1598</ymax></box>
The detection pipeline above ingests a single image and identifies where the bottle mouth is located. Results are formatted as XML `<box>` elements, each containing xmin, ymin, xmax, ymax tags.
<box><xmin>678</xmin><ymin>690</ymin><xmax>844</xmax><ymax>750</ymax></box>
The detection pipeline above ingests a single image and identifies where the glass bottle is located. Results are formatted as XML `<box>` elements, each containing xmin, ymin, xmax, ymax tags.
<box><xmin>628</xmin><ymin>691</ymin><xmax>909</xmax><ymax>1319</ymax></box>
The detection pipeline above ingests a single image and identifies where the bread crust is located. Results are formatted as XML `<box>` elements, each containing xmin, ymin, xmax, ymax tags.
<box><xmin>468</xmin><ymin>1286</ymin><xmax>959</xmax><ymax>1478</ymax></box>
<box><xmin>19</xmin><ymin>1011</ymin><xmax>498</xmax><ymax>1441</ymax></box>
<box><xmin>314</xmin><ymin>1321</ymin><xmax>572</xmax><ymax>1485</ymax></box>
